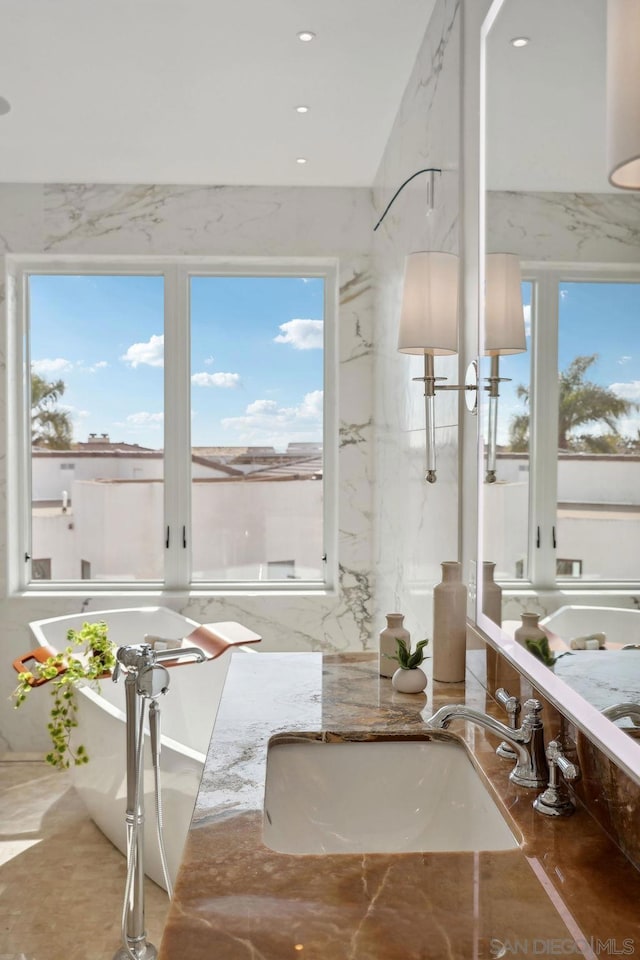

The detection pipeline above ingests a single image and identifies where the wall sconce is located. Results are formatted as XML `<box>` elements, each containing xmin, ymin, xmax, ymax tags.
<box><xmin>397</xmin><ymin>251</ymin><xmax>525</xmax><ymax>485</ymax></box>
<box><xmin>607</xmin><ymin>0</ymin><xmax>640</xmax><ymax>189</ymax></box>
<box><xmin>397</xmin><ymin>251</ymin><xmax>459</xmax><ymax>483</ymax></box>
<box><xmin>484</xmin><ymin>253</ymin><xmax>526</xmax><ymax>483</ymax></box>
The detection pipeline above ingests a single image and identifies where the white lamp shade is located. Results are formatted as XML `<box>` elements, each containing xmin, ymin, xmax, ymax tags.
<box><xmin>484</xmin><ymin>253</ymin><xmax>526</xmax><ymax>356</ymax></box>
<box><xmin>397</xmin><ymin>251</ymin><xmax>459</xmax><ymax>355</ymax></box>
<box><xmin>607</xmin><ymin>0</ymin><xmax>640</xmax><ymax>189</ymax></box>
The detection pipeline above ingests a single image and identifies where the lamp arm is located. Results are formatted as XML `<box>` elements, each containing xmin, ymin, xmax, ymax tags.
<box><xmin>373</xmin><ymin>168</ymin><xmax>442</xmax><ymax>232</ymax></box>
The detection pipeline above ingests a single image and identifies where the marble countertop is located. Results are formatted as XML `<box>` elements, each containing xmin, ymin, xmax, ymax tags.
<box><xmin>159</xmin><ymin>652</ymin><xmax>640</xmax><ymax>960</ymax></box>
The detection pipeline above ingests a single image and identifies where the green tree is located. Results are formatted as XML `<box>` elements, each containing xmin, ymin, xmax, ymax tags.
<box><xmin>31</xmin><ymin>372</ymin><xmax>73</xmax><ymax>449</ymax></box>
<box><xmin>508</xmin><ymin>354</ymin><xmax>636</xmax><ymax>453</ymax></box>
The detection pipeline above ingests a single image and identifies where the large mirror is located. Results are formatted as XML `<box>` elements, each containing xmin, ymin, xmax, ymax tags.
<box><xmin>478</xmin><ymin>0</ymin><xmax>640</xmax><ymax>779</ymax></box>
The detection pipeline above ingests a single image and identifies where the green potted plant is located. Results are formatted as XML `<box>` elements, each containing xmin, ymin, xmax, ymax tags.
<box><xmin>386</xmin><ymin>636</ymin><xmax>430</xmax><ymax>693</ymax></box>
<box><xmin>12</xmin><ymin>620</ymin><xmax>115</xmax><ymax>769</ymax></box>
<box><xmin>524</xmin><ymin>634</ymin><xmax>571</xmax><ymax>669</ymax></box>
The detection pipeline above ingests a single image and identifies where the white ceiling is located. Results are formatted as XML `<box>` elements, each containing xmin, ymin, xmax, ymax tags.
<box><xmin>486</xmin><ymin>0</ymin><xmax>611</xmax><ymax>193</ymax></box>
<box><xmin>0</xmin><ymin>0</ymin><xmax>436</xmax><ymax>187</ymax></box>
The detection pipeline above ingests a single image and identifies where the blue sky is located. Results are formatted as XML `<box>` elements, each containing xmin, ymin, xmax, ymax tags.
<box><xmin>29</xmin><ymin>274</ymin><xmax>324</xmax><ymax>450</ymax></box>
<box><xmin>496</xmin><ymin>279</ymin><xmax>640</xmax><ymax>445</ymax></box>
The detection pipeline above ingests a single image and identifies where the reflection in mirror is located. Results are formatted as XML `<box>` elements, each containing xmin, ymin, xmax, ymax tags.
<box><xmin>483</xmin><ymin>253</ymin><xmax>526</xmax><ymax>483</ymax></box>
<box><xmin>479</xmin><ymin>0</ymin><xmax>640</xmax><ymax>777</ymax></box>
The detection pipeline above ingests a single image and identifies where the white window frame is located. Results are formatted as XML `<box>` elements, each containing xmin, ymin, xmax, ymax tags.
<box><xmin>504</xmin><ymin>260</ymin><xmax>640</xmax><ymax>592</ymax></box>
<box><xmin>7</xmin><ymin>254</ymin><xmax>338</xmax><ymax>596</ymax></box>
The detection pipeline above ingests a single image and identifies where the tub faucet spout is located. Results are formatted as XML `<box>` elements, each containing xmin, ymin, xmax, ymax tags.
<box><xmin>153</xmin><ymin>645</ymin><xmax>206</xmax><ymax>664</ymax></box>
<box><xmin>426</xmin><ymin>699</ymin><xmax>548</xmax><ymax>788</ymax></box>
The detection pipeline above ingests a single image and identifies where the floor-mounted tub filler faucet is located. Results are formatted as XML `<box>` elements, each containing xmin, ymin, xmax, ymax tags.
<box><xmin>427</xmin><ymin>699</ymin><xmax>548</xmax><ymax>789</ymax></box>
<box><xmin>112</xmin><ymin>640</ymin><xmax>206</xmax><ymax>960</ymax></box>
<box><xmin>109</xmin><ymin>622</ymin><xmax>262</xmax><ymax>960</ymax></box>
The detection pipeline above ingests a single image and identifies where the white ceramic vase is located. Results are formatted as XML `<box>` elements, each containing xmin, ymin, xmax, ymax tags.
<box><xmin>432</xmin><ymin>561</ymin><xmax>467</xmax><ymax>683</ymax></box>
<box><xmin>378</xmin><ymin>613</ymin><xmax>411</xmax><ymax>679</ymax></box>
<box><xmin>514</xmin><ymin>612</ymin><xmax>546</xmax><ymax>646</ymax></box>
<box><xmin>391</xmin><ymin>666</ymin><xmax>427</xmax><ymax>694</ymax></box>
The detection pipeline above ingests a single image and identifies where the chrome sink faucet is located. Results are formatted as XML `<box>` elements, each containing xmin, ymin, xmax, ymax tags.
<box><xmin>427</xmin><ymin>699</ymin><xmax>548</xmax><ymax>788</ymax></box>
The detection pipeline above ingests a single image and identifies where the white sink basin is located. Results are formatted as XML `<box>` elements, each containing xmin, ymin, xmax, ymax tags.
<box><xmin>263</xmin><ymin>735</ymin><xmax>519</xmax><ymax>855</ymax></box>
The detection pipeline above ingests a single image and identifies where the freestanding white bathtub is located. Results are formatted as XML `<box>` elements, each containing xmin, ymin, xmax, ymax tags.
<box><xmin>29</xmin><ymin>606</ymin><xmax>240</xmax><ymax>890</ymax></box>
<box><xmin>540</xmin><ymin>605</ymin><xmax>640</xmax><ymax>649</ymax></box>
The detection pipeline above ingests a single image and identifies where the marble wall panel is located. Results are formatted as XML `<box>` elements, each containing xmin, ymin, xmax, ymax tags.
<box><xmin>371</xmin><ymin>0</ymin><xmax>461</xmax><ymax>647</ymax></box>
<box><xmin>488</xmin><ymin>191</ymin><xmax>640</xmax><ymax>263</ymax></box>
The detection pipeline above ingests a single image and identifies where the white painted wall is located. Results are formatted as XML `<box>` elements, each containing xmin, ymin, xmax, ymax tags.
<box><xmin>32</xmin><ymin>454</ymin><xmax>164</xmax><ymax>501</ymax></box>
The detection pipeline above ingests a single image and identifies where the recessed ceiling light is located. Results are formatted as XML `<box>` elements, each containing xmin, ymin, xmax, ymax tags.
<box><xmin>297</xmin><ymin>31</ymin><xmax>316</xmax><ymax>42</ymax></box>
<box><xmin>296</xmin><ymin>157</ymin><xmax>308</xmax><ymax>165</ymax></box>
<box><xmin>0</xmin><ymin>97</ymin><xmax>11</xmax><ymax>116</ymax></box>
<box><xmin>295</xmin><ymin>105</ymin><xmax>309</xmax><ymax>114</ymax></box>
<box><xmin>510</xmin><ymin>37</ymin><xmax>530</xmax><ymax>47</ymax></box>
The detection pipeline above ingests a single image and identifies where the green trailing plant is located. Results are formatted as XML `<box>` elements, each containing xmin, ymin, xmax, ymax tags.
<box><xmin>12</xmin><ymin>620</ymin><xmax>115</xmax><ymax>769</ymax></box>
<box><xmin>524</xmin><ymin>634</ymin><xmax>571</xmax><ymax>669</ymax></box>
<box><xmin>386</xmin><ymin>636</ymin><xmax>430</xmax><ymax>670</ymax></box>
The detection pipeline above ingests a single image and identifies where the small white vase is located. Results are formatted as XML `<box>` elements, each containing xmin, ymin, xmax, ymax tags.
<box><xmin>391</xmin><ymin>666</ymin><xmax>427</xmax><ymax>694</ymax></box>
<box><xmin>379</xmin><ymin>613</ymin><xmax>411</xmax><ymax>679</ymax></box>
<box><xmin>514</xmin><ymin>612</ymin><xmax>547</xmax><ymax>647</ymax></box>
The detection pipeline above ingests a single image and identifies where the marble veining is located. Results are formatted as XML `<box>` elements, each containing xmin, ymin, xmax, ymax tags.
<box><xmin>159</xmin><ymin>652</ymin><xmax>640</xmax><ymax>960</ymax></box>
<box><xmin>487</xmin><ymin>190</ymin><xmax>640</xmax><ymax>263</ymax></box>
<box><xmin>336</xmin><ymin>566</ymin><xmax>373</xmax><ymax>649</ymax></box>
<box><xmin>42</xmin><ymin>184</ymin><xmax>374</xmax><ymax>256</ymax></box>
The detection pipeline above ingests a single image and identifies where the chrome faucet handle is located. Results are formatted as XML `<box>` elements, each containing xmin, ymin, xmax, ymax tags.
<box><xmin>510</xmin><ymin>699</ymin><xmax>548</xmax><ymax>789</ymax></box>
<box><xmin>495</xmin><ymin>687</ymin><xmax>521</xmax><ymax>760</ymax></box>
<box><xmin>533</xmin><ymin>740</ymin><xmax>580</xmax><ymax>817</ymax></box>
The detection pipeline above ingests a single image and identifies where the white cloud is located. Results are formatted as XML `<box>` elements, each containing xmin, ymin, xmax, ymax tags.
<box><xmin>31</xmin><ymin>357</ymin><xmax>73</xmax><ymax>375</ymax></box>
<box><xmin>274</xmin><ymin>318</ymin><xmax>323</xmax><ymax>350</ymax></box>
<box><xmin>88</xmin><ymin>360</ymin><xmax>109</xmax><ymax>372</ymax></box>
<box><xmin>204</xmin><ymin>356</ymin><xmax>215</xmax><ymax>366</ymax></box>
<box><xmin>191</xmin><ymin>371</ymin><xmax>240</xmax><ymax>388</ymax></box>
<box><xmin>222</xmin><ymin>390</ymin><xmax>323</xmax><ymax>445</ymax></box>
<box><xmin>124</xmin><ymin>411</ymin><xmax>164</xmax><ymax>426</ymax></box>
<box><xmin>246</xmin><ymin>399</ymin><xmax>278</xmax><ymax>415</ymax></box>
<box><xmin>617</xmin><ymin>415</ymin><xmax>640</xmax><ymax>439</ymax></box>
<box><xmin>618</xmin><ymin>355</ymin><xmax>633</xmax><ymax>365</ymax></box>
<box><xmin>121</xmin><ymin>334</ymin><xmax>164</xmax><ymax>368</ymax></box>
<box><xmin>523</xmin><ymin>303</ymin><xmax>532</xmax><ymax>339</ymax></box>
<box><xmin>610</xmin><ymin>380</ymin><xmax>640</xmax><ymax>402</ymax></box>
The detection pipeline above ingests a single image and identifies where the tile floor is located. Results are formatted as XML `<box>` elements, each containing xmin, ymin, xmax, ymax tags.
<box><xmin>0</xmin><ymin>756</ymin><xmax>169</xmax><ymax>960</ymax></box>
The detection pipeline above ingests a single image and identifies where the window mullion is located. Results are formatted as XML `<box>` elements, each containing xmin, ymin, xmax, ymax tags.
<box><xmin>529</xmin><ymin>272</ymin><xmax>559</xmax><ymax>588</ymax></box>
<box><xmin>12</xmin><ymin>267</ymin><xmax>31</xmax><ymax>592</ymax></box>
<box><xmin>163</xmin><ymin>265</ymin><xmax>192</xmax><ymax>589</ymax></box>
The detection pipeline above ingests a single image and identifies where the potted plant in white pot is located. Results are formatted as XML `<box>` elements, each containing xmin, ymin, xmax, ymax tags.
<box><xmin>386</xmin><ymin>636</ymin><xmax>429</xmax><ymax>693</ymax></box>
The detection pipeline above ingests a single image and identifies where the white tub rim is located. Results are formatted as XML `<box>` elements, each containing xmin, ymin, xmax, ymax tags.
<box><xmin>29</xmin><ymin>605</ymin><xmax>212</xmax><ymax>765</ymax></box>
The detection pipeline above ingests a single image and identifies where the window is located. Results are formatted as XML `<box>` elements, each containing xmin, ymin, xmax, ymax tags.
<box><xmin>487</xmin><ymin>264</ymin><xmax>640</xmax><ymax>589</ymax></box>
<box><xmin>11</xmin><ymin>258</ymin><xmax>335</xmax><ymax>592</ymax></box>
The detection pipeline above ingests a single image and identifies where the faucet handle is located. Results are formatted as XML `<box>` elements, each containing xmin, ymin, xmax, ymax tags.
<box><xmin>495</xmin><ymin>688</ymin><xmax>521</xmax><ymax>760</ymax></box>
<box><xmin>522</xmin><ymin>699</ymin><xmax>544</xmax><ymax>730</ymax></box>
<box><xmin>496</xmin><ymin>687</ymin><xmax>521</xmax><ymax>724</ymax></box>
<box><xmin>533</xmin><ymin>740</ymin><xmax>580</xmax><ymax>817</ymax></box>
